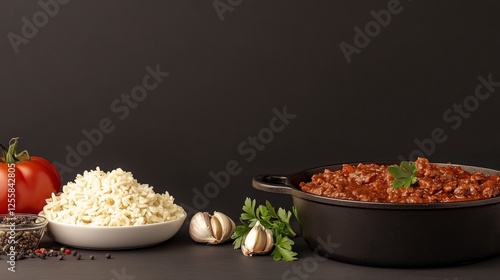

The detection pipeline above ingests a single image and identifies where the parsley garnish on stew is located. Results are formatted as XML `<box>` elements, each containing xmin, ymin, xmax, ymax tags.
<box><xmin>387</xmin><ymin>161</ymin><xmax>418</xmax><ymax>188</ymax></box>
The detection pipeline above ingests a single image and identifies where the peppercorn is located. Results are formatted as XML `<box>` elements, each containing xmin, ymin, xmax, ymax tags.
<box><xmin>106</xmin><ymin>253</ymin><xmax>111</xmax><ymax>259</ymax></box>
<box><xmin>57</xmin><ymin>255</ymin><xmax>64</xmax><ymax>260</ymax></box>
<box><xmin>71</xmin><ymin>250</ymin><xmax>77</xmax><ymax>256</ymax></box>
<box><xmin>76</xmin><ymin>254</ymin><xmax>82</xmax><ymax>260</ymax></box>
<box><xmin>90</xmin><ymin>255</ymin><xmax>95</xmax><ymax>260</ymax></box>
<box><xmin>0</xmin><ymin>216</ymin><xmax>45</xmax><ymax>254</ymax></box>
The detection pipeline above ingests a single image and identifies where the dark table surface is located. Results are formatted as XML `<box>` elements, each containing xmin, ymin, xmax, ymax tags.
<box><xmin>2</xmin><ymin>222</ymin><xmax>500</xmax><ymax>280</ymax></box>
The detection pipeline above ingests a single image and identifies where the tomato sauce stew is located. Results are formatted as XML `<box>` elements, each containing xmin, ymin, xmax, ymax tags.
<box><xmin>299</xmin><ymin>158</ymin><xmax>500</xmax><ymax>203</ymax></box>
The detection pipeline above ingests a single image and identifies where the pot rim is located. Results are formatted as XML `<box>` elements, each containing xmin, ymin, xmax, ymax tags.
<box><xmin>252</xmin><ymin>161</ymin><xmax>500</xmax><ymax>210</ymax></box>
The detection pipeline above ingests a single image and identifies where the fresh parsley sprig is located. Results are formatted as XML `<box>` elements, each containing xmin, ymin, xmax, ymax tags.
<box><xmin>387</xmin><ymin>161</ymin><xmax>418</xmax><ymax>188</ymax></box>
<box><xmin>231</xmin><ymin>197</ymin><xmax>299</xmax><ymax>262</ymax></box>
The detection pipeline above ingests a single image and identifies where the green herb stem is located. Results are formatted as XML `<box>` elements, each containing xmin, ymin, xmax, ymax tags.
<box><xmin>0</xmin><ymin>137</ymin><xmax>30</xmax><ymax>164</ymax></box>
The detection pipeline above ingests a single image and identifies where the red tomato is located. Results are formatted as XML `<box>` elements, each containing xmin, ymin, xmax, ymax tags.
<box><xmin>0</xmin><ymin>138</ymin><xmax>61</xmax><ymax>214</ymax></box>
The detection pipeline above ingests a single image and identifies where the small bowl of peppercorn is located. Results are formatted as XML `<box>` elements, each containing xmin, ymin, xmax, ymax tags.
<box><xmin>0</xmin><ymin>214</ymin><xmax>48</xmax><ymax>259</ymax></box>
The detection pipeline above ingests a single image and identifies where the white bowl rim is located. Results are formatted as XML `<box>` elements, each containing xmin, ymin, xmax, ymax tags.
<box><xmin>43</xmin><ymin>211</ymin><xmax>187</xmax><ymax>229</ymax></box>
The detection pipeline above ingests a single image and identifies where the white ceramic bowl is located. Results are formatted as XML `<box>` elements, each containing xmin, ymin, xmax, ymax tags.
<box><xmin>45</xmin><ymin>212</ymin><xmax>186</xmax><ymax>250</ymax></box>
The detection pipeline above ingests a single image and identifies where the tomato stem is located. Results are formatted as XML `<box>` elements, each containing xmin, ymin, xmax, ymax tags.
<box><xmin>0</xmin><ymin>137</ymin><xmax>30</xmax><ymax>164</ymax></box>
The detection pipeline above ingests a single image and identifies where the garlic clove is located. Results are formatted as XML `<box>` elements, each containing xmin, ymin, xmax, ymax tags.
<box><xmin>241</xmin><ymin>221</ymin><xmax>274</xmax><ymax>256</ymax></box>
<box><xmin>245</xmin><ymin>223</ymin><xmax>266</xmax><ymax>252</ymax></box>
<box><xmin>241</xmin><ymin>243</ymin><xmax>252</xmax><ymax>256</ymax></box>
<box><xmin>189</xmin><ymin>212</ymin><xmax>217</xmax><ymax>244</ymax></box>
<box><xmin>210</xmin><ymin>214</ymin><xmax>223</xmax><ymax>241</ymax></box>
<box><xmin>213</xmin><ymin>211</ymin><xmax>236</xmax><ymax>242</ymax></box>
<box><xmin>262</xmin><ymin>228</ymin><xmax>274</xmax><ymax>253</ymax></box>
<box><xmin>189</xmin><ymin>211</ymin><xmax>236</xmax><ymax>245</ymax></box>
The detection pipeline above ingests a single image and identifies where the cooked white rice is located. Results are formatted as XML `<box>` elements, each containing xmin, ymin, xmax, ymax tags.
<box><xmin>40</xmin><ymin>167</ymin><xmax>185</xmax><ymax>226</ymax></box>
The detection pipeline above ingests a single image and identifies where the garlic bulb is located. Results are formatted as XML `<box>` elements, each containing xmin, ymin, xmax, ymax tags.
<box><xmin>241</xmin><ymin>221</ymin><xmax>274</xmax><ymax>256</ymax></box>
<box><xmin>189</xmin><ymin>211</ymin><xmax>236</xmax><ymax>244</ymax></box>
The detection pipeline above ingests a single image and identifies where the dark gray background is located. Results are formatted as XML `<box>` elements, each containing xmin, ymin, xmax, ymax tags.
<box><xmin>1</xmin><ymin>1</ymin><xmax>500</xmax><ymax>279</ymax></box>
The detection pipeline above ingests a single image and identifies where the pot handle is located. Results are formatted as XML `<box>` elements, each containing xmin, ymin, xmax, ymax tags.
<box><xmin>252</xmin><ymin>175</ymin><xmax>293</xmax><ymax>195</ymax></box>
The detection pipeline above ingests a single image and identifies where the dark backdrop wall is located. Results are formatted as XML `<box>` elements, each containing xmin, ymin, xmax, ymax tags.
<box><xmin>1</xmin><ymin>0</ymin><xmax>499</xmax><ymax>217</ymax></box>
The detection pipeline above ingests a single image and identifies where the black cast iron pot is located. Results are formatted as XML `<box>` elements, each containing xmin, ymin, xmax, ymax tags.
<box><xmin>252</xmin><ymin>162</ymin><xmax>500</xmax><ymax>267</ymax></box>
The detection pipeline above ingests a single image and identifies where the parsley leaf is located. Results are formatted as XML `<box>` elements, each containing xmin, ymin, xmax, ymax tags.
<box><xmin>240</xmin><ymin>197</ymin><xmax>257</xmax><ymax>224</ymax></box>
<box><xmin>231</xmin><ymin>197</ymin><xmax>298</xmax><ymax>261</ymax></box>
<box><xmin>272</xmin><ymin>234</ymin><xmax>298</xmax><ymax>262</ymax></box>
<box><xmin>387</xmin><ymin>161</ymin><xmax>418</xmax><ymax>188</ymax></box>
